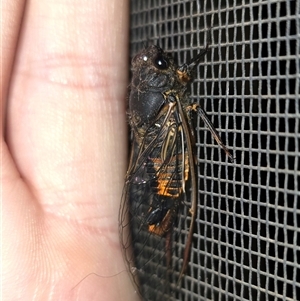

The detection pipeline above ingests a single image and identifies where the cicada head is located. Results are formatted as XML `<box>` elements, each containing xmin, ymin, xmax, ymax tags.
<box><xmin>128</xmin><ymin>44</ymin><xmax>208</xmax><ymax>128</ymax></box>
<box><xmin>129</xmin><ymin>46</ymin><xmax>178</xmax><ymax>127</ymax></box>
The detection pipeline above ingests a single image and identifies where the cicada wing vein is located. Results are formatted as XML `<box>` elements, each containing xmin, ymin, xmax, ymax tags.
<box><xmin>119</xmin><ymin>101</ymin><xmax>198</xmax><ymax>299</ymax></box>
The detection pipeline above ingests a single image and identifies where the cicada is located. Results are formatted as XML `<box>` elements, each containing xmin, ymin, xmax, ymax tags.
<box><xmin>119</xmin><ymin>42</ymin><xmax>233</xmax><ymax>300</ymax></box>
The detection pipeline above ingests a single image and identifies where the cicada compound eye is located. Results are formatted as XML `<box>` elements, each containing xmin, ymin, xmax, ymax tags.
<box><xmin>154</xmin><ymin>54</ymin><xmax>169</xmax><ymax>70</ymax></box>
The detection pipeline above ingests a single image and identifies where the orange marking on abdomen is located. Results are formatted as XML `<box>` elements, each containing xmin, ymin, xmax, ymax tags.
<box><xmin>150</xmin><ymin>155</ymin><xmax>189</xmax><ymax>197</ymax></box>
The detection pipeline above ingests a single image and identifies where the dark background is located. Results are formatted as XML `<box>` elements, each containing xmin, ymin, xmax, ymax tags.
<box><xmin>130</xmin><ymin>1</ymin><xmax>299</xmax><ymax>300</ymax></box>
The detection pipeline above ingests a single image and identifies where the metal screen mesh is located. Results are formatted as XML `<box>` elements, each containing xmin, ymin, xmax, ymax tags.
<box><xmin>130</xmin><ymin>1</ymin><xmax>299</xmax><ymax>300</ymax></box>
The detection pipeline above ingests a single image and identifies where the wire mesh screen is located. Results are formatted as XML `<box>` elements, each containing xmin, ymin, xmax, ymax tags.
<box><xmin>129</xmin><ymin>0</ymin><xmax>299</xmax><ymax>300</ymax></box>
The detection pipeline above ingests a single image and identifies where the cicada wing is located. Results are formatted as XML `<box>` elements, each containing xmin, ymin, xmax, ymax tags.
<box><xmin>119</xmin><ymin>166</ymin><xmax>175</xmax><ymax>299</ymax></box>
<box><xmin>119</xmin><ymin>106</ymin><xmax>197</xmax><ymax>301</ymax></box>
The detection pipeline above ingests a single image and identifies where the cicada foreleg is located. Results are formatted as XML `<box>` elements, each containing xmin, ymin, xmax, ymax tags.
<box><xmin>186</xmin><ymin>103</ymin><xmax>234</xmax><ymax>162</ymax></box>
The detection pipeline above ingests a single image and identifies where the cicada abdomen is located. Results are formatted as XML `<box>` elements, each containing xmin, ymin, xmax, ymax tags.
<box><xmin>119</xmin><ymin>44</ymin><xmax>233</xmax><ymax>301</ymax></box>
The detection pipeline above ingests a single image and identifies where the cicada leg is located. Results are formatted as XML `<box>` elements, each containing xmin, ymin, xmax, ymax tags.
<box><xmin>187</xmin><ymin>103</ymin><xmax>234</xmax><ymax>162</ymax></box>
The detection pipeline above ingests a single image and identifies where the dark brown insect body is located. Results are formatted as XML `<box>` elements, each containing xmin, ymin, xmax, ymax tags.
<box><xmin>119</xmin><ymin>44</ymin><xmax>233</xmax><ymax>300</ymax></box>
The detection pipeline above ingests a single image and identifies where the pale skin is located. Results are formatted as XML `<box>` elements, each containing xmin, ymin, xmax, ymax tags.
<box><xmin>2</xmin><ymin>1</ymin><xmax>139</xmax><ymax>300</ymax></box>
